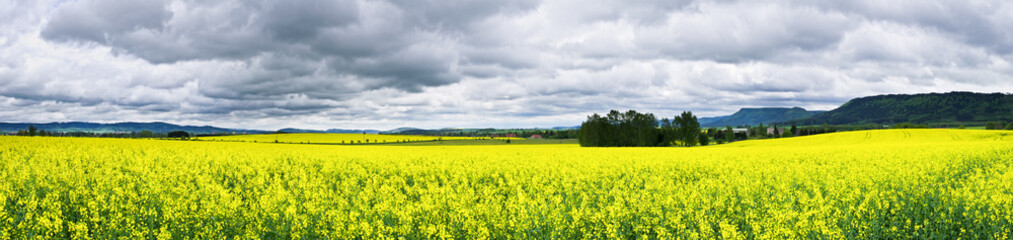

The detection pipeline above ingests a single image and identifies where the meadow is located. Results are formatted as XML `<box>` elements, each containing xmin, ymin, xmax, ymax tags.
<box><xmin>1</xmin><ymin>129</ymin><xmax>1011</xmax><ymax>239</ymax></box>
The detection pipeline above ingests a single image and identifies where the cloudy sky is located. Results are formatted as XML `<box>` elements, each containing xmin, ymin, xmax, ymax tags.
<box><xmin>2</xmin><ymin>0</ymin><xmax>1012</xmax><ymax>130</ymax></box>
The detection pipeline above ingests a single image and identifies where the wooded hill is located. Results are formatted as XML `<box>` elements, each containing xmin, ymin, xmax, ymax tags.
<box><xmin>790</xmin><ymin>92</ymin><xmax>1013</xmax><ymax>126</ymax></box>
<box><xmin>700</xmin><ymin>107</ymin><xmax>824</xmax><ymax>127</ymax></box>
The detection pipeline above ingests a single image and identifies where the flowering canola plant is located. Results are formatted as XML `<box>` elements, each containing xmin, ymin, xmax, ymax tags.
<box><xmin>0</xmin><ymin>129</ymin><xmax>1011</xmax><ymax>239</ymax></box>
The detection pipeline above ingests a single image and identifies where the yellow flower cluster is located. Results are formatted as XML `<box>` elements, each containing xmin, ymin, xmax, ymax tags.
<box><xmin>0</xmin><ymin>129</ymin><xmax>1010</xmax><ymax>239</ymax></box>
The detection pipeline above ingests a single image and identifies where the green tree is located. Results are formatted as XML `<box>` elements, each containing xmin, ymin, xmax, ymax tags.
<box><xmin>1007</xmin><ymin>123</ymin><xmax>1013</xmax><ymax>130</ymax></box>
<box><xmin>138</xmin><ymin>130</ymin><xmax>155</xmax><ymax>138</ymax></box>
<box><xmin>673</xmin><ymin>111</ymin><xmax>700</xmax><ymax>147</ymax></box>
<box><xmin>167</xmin><ymin>131</ymin><xmax>190</xmax><ymax>139</ymax></box>
<box><xmin>697</xmin><ymin>133</ymin><xmax>709</xmax><ymax>146</ymax></box>
<box><xmin>725</xmin><ymin>126</ymin><xmax>734</xmax><ymax>143</ymax></box>
<box><xmin>28</xmin><ymin>125</ymin><xmax>37</xmax><ymax>137</ymax></box>
<box><xmin>659</xmin><ymin>118</ymin><xmax>675</xmax><ymax>146</ymax></box>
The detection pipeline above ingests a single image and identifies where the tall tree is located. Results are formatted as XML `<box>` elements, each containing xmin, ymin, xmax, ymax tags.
<box><xmin>673</xmin><ymin>111</ymin><xmax>700</xmax><ymax>147</ymax></box>
<box><xmin>27</xmin><ymin>125</ymin><xmax>37</xmax><ymax>137</ymax></box>
<box><xmin>725</xmin><ymin>125</ymin><xmax>734</xmax><ymax>143</ymax></box>
<box><xmin>659</xmin><ymin>118</ymin><xmax>674</xmax><ymax>146</ymax></box>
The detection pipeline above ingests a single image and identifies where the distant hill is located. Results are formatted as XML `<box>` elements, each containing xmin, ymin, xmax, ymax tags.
<box><xmin>700</xmin><ymin>107</ymin><xmax>825</xmax><ymax>127</ymax></box>
<box><xmin>0</xmin><ymin>121</ymin><xmax>269</xmax><ymax>134</ymax></box>
<box><xmin>382</xmin><ymin>127</ymin><xmax>425</xmax><ymax>134</ymax></box>
<box><xmin>697</xmin><ymin>116</ymin><xmax>729</xmax><ymax>126</ymax></box>
<box><xmin>277</xmin><ymin>128</ymin><xmax>381</xmax><ymax>134</ymax></box>
<box><xmin>790</xmin><ymin>92</ymin><xmax>1013</xmax><ymax>125</ymax></box>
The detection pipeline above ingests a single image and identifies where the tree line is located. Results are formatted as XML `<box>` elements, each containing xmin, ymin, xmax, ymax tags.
<box><xmin>578</xmin><ymin>110</ymin><xmax>704</xmax><ymax>147</ymax></box>
<box><xmin>576</xmin><ymin>110</ymin><xmax>904</xmax><ymax>147</ymax></box>
<box><xmin>3</xmin><ymin>125</ymin><xmax>195</xmax><ymax>139</ymax></box>
<box><xmin>985</xmin><ymin>121</ymin><xmax>1013</xmax><ymax>130</ymax></box>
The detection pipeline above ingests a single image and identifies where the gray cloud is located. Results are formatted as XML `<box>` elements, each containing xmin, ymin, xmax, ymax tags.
<box><xmin>0</xmin><ymin>0</ymin><xmax>1010</xmax><ymax>130</ymax></box>
<box><xmin>41</xmin><ymin>0</ymin><xmax>172</xmax><ymax>43</ymax></box>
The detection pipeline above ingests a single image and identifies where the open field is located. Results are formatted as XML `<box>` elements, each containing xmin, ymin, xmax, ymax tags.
<box><xmin>386</xmin><ymin>138</ymin><xmax>578</xmax><ymax>146</ymax></box>
<box><xmin>1</xmin><ymin>129</ymin><xmax>1012</xmax><ymax>238</ymax></box>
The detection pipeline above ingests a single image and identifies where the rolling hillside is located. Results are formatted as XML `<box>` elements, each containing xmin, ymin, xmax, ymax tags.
<box><xmin>791</xmin><ymin>92</ymin><xmax>1013</xmax><ymax>125</ymax></box>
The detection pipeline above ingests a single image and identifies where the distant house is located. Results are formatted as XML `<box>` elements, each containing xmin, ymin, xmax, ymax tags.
<box><xmin>732</xmin><ymin>128</ymin><xmax>749</xmax><ymax>133</ymax></box>
<box><xmin>505</xmin><ymin>133</ymin><xmax>518</xmax><ymax>138</ymax></box>
<box><xmin>766</xmin><ymin>127</ymin><xmax>786</xmax><ymax>135</ymax></box>
<box><xmin>530</xmin><ymin>134</ymin><xmax>543</xmax><ymax>139</ymax></box>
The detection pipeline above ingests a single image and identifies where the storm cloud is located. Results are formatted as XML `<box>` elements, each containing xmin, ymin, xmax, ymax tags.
<box><xmin>1</xmin><ymin>0</ymin><xmax>1012</xmax><ymax>130</ymax></box>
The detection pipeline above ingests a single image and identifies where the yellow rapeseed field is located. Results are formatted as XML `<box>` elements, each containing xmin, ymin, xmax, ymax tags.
<box><xmin>1</xmin><ymin>129</ymin><xmax>1011</xmax><ymax>239</ymax></box>
<box><xmin>197</xmin><ymin>133</ymin><xmax>508</xmax><ymax>144</ymax></box>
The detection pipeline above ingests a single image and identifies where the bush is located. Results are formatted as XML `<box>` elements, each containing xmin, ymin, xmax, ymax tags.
<box><xmin>167</xmin><ymin>131</ymin><xmax>190</xmax><ymax>139</ymax></box>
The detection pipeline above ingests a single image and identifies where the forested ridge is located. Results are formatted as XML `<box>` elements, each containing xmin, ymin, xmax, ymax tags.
<box><xmin>791</xmin><ymin>92</ymin><xmax>1013</xmax><ymax>126</ymax></box>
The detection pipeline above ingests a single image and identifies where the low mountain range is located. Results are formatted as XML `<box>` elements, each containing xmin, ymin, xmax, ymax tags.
<box><xmin>701</xmin><ymin>92</ymin><xmax>1012</xmax><ymax>127</ymax></box>
<box><xmin>0</xmin><ymin>122</ymin><xmax>270</xmax><ymax>134</ymax></box>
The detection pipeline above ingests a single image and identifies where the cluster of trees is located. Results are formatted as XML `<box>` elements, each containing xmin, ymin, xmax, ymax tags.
<box><xmin>167</xmin><ymin>131</ymin><xmax>191</xmax><ymax>139</ymax></box>
<box><xmin>985</xmin><ymin>122</ymin><xmax>1013</xmax><ymax>130</ymax></box>
<box><xmin>578</xmin><ymin>110</ymin><xmax>704</xmax><ymax>147</ymax></box>
<box><xmin>12</xmin><ymin>125</ymin><xmax>42</xmax><ymax>136</ymax></box>
<box><xmin>892</xmin><ymin>122</ymin><xmax>930</xmax><ymax>129</ymax></box>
